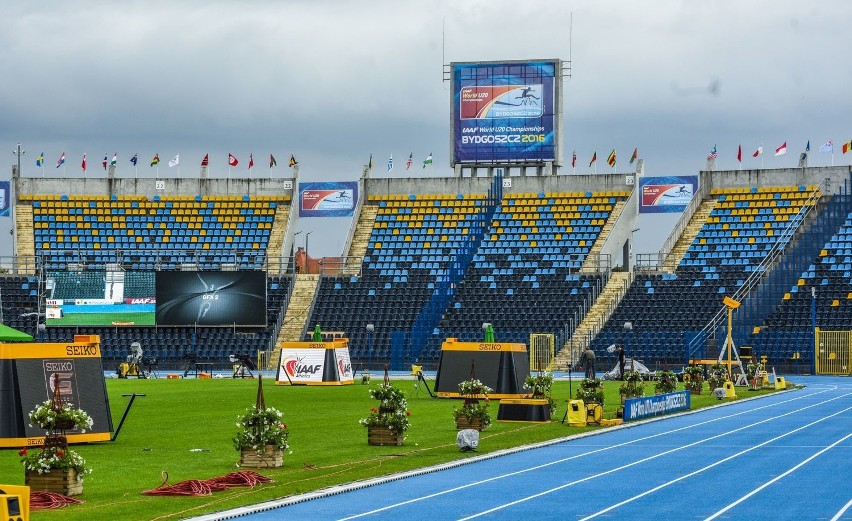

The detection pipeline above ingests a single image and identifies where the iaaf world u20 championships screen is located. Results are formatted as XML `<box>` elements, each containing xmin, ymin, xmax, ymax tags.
<box><xmin>452</xmin><ymin>60</ymin><xmax>558</xmax><ymax>164</ymax></box>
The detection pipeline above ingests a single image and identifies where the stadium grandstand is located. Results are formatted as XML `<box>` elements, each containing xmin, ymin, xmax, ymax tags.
<box><xmin>4</xmin><ymin>164</ymin><xmax>852</xmax><ymax>376</ymax></box>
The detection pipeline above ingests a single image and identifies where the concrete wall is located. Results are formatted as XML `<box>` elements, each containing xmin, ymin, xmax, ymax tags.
<box><xmin>14</xmin><ymin>176</ymin><xmax>295</xmax><ymax>199</ymax></box>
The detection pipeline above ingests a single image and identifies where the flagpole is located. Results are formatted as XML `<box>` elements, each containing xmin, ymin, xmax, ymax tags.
<box><xmin>156</xmin><ymin>166</ymin><xmax>159</xmax><ymax>179</ymax></box>
<box><xmin>135</xmin><ymin>166</ymin><xmax>138</xmax><ymax>179</ymax></box>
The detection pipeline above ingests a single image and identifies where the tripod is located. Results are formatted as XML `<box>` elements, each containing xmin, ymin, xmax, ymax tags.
<box><xmin>143</xmin><ymin>358</ymin><xmax>160</xmax><ymax>379</ymax></box>
<box><xmin>411</xmin><ymin>371</ymin><xmax>436</xmax><ymax>398</ymax></box>
<box><xmin>231</xmin><ymin>354</ymin><xmax>256</xmax><ymax>379</ymax></box>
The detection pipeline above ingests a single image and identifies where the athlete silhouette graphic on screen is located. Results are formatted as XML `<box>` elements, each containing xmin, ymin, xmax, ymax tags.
<box><xmin>516</xmin><ymin>86</ymin><xmax>540</xmax><ymax>105</ymax></box>
<box><xmin>196</xmin><ymin>273</ymin><xmax>220</xmax><ymax>322</ymax></box>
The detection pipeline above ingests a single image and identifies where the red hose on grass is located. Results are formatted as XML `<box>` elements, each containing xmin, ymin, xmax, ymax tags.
<box><xmin>142</xmin><ymin>470</ymin><xmax>272</xmax><ymax>497</ymax></box>
<box><xmin>30</xmin><ymin>491</ymin><xmax>84</xmax><ymax>510</ymax></box>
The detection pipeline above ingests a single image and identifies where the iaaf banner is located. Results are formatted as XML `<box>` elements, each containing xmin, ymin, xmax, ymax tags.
<box><xmin>452</xmin><ymin>61</ymin><xmax>558</xmax><ymax>164</ymax></box>
<box><xmin>623</xmin><ymin>391</ymin><xmax>690</xmax><ymax>421</ymax></box>
<box><xmin>0</xmin><ymin>181</ymin><xmax>9</xmax><ymax>217</ymax></box>
<box><xmin>276</xmin><ymin>347</ymin><xmax>353</xmax><ymax>384</ymax></box>
<box><xmin>299</xmin><ymin>181</ymin><xmax>358</xmax><ymax>217</ymax></box>
<box><xmin>639</xmin><ymin>176</ymin><xmax>698</xmax><ymax>214</ymax></box>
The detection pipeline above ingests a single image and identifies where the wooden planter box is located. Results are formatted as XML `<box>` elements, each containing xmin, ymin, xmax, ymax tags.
<box><xmin>368</xmin><ymin>426</ymin><xmax>404</xmax><ymax>446</ymax></box>
<box><xmin>26</xmin><ymin>468</ymin><xmax>83</xmax><ymax>496</ymax></box>
<box><xmin>455</xmin><ymin>416</ymin><xmax>484</xmax><ymax>431</ymax></box>
<box><xmin>239</xmin><ymin>445</ymin><xmax>284</xmax><ymax>468</ymax></box>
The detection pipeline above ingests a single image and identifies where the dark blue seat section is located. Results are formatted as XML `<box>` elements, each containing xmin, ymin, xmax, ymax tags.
<box><xmin>307</xmin><ymin>190</ymin><xmax>627</xmax><ymax>369</ymax></box>
<box><xmin>591</xmin><ymin>185</ymin><xmax>820</xmax><ymax>371</ymax></box>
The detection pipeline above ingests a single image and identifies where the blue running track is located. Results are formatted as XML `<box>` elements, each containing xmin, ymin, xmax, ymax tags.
<box><xmin>194</xmin><ymin>376</ymin><xmax>852</xmax><ymax>521</ymax></box>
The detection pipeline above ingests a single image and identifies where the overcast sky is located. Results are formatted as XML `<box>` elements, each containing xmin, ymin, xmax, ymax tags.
<box><xmin>3</xmin><ymin>1</ymin><xmax>851</xmax><ymax>259</ymax></box>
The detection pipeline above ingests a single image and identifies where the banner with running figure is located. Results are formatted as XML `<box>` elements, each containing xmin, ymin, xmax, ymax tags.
<box><xmin>0</xmin><ymin>181</ymin><xmax>9</xmax><ymax>217</ymax></box>
<box><xmin>639</xmin><ymin>176</ymin><xmax>698</xmax><ymax>213</ymax></box>
<box><xmin>299</xmin><ymin>181</ymin><xmax>358</xmax><ymax>217</ymax></box>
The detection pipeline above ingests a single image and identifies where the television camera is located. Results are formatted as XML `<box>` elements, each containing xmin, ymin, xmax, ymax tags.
<box><xmin>118</xmin><ymin>342</ymin><xmax>147</xmax><ymax>379</ymax></box>
<box><xmin>230</xmin><ymin>354</ymin><xmax>256</xmax><ymax>378</ymax></box>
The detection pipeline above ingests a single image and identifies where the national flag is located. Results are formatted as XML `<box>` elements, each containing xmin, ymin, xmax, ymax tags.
<box><xmin>800</xmin><ymin>152</ymin><xmax>808</xmax><ymax>163</ymax></box>
<box><xmin>406</xmin><ymin>153</ymin><xmax>413</xmax><ymax>170</ymax></box>
<box><xmin>368</xmin><ymin>154</ymin><xmax>373</xmax><ymax>170</ymax></box>
<box><xmin>248</xmin><ymin>153</ymin><xmax>254</xmax><ymax>170</ymax></box>
<box><xmin>150</xmin><ymin>154</ymin><xmax>160</xmax><ymax>167</ymax></box>
<box><xmin>102</xmin><ymin>155</ymin><xmax>108</xmax><ymax>170</ymax></box>
<box><xmin>819</xmin><ymin>141</ymin><xmax>833</xmax><ymax>153</ymax></box>
<box><xmin>589</xmin><ymin>151</ymin><xmax>597</xmax><ymax>167</ymax></box>
<box><xmin>387</xmin><ymin>154</ymin><xmax>393</xmax><ymax>171</ymax></box>
<box><xmin>737</xmin><ymin>145</ymin><xmax>742</xmax><ymax>163</ymax></box>
<box><xmin>228</xmin><ymin>153</ymin><xmax>239</xmax><ymax>167</ymax></box>
<box><xmin>571</xmin><ymin>150</ymin><xmax>576</xmax><ymax>168</ymax></box>
<box><xmin>707</xmin><ymin>145</ymin><xmax>718</xmax><ymax>159</ymax></box>
<box><xmin>289</xmin><ymin>154</ymin><xmax>298</xmax><ymax>167</ymax></box>
<box><xmin>130</xmin><ymin>153</ymin><xmax>138</xmax><ymax>167</ymax></box>
<box><xmin>269</xmin><ymin>154</ymin><xmax>277</xmax><ymax>168</ymax></box>
<box><xmin>606</xmin><ymin>149</ymin><xmax>616</xmax><ymax>167</ymax></box>
<box><xmin>56</xmin><ymin>152</ymin><xmax>65</xmax><ymax>168</ymax></box>
<box><xmin>36</xmin><ymin>152</ymin><xmax>44</xmax><ymax>167</ymax></box>
<box><xmin>805</xmin><ymin>141</ymin><xmax>811</xmax><ymax>152</ymax></box>
<box><xmin>753</xmin><ymin>145</ymin><xmax>763</xmax><ymax>158</ymax></box>
<box><xmin>422</xmin><ymin>153</ymin><xmax>433</xmax><ymax>168</ymax></box>
<box><xmin>110</xmin><ymin>153</ymin><xmax>118</xmax><ymax>166</ymax></box>
<box><xmin>81</xmin><ymin>153</ymin><xmax>87</xmax><ymax>172</ymax></box>
<box><xmin>775</xmin><ymin>142</ymin><xmax>787</xmax><ymax>156</ymax></box>
<box><xmin>843</xmin><ymin>141</ymin><xmax>852</xmax><ymax>154</ymax></box>
<box><xmin>629</xmin><ymin>147</ymin><xmax>638</xmax><ymax>164</ymax></box>
<box><xmin>168</xmin><ymin>154</ymin><xmax>180</xmax><ymax>167</ymax></box>
<box><xmin>201</xmin><ymin>153</ymin><xmax>209</xmax><ymax>167</ymax></box>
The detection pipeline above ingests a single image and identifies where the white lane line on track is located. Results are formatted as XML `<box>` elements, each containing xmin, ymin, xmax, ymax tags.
<box><xmin>456</xmin><ymin>392</ymin><xmax>852</xmax><ymax>521</ymax></box>
<box><xmin>830</xmin><ymin>498</ymin><xmax>852</xmax><ymax>521</ymax></box>
<box><xmin>578</xmin><ymin>406</ymin><xmax>852</xmax><ymax>520</ymax></box>
<box><xmin>334</xmin><ymin>389</ymin><xmax>835</xmax><ymax>521</ymax></box>
<box><xmin>705</xmin><ymin>431</ymin><xmax>852</xmax><ymax>521</ymax></box>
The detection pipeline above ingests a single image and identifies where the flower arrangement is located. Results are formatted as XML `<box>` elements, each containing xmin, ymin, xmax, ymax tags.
<box><xmin>576</xmin><ymin>378</ymin><xmax>605</xmax><ymax>405</ymax></box>
<box><xmin>524</xmin><ymin>373</ymin><xmax>556</xmax><ymax>413</ymax></box>
<box><xmin>359</xmin><ymin>382</ymin><xmax>411</xmax><ymax>435</ymax></box>
<box><xmin>28</xmin><ymin>400</ymin><xmax>93</xmax><ymax>432</ymax></box>
<box><xmin>232</xmin><ymin>406</ymin><xmax>289</xmax><ymax>452</ymax></box>
<box><xmin>457</xmin><ymin>378</ymin><xmax>492</xmax><ymax>397</ymax></box>
<box><xmin>683</xmin><ymin>365</ymin><xmax>704</xmax><ymax>393</ymax></box>
<box><xmin>707</xmin><ymin>363</ymin><xmax>728</xmax><ymax>390</ymax></box>
<box><xmin>654</xmin><ymin>370</ymin><xmax>678</xmax><ymax>394</ymax></box>
<box><xmin>20</xmin><ymin>445</ymin><xmax>90</xmax><ymax>476</ymax></box>
<box><xmin>618</xmin><ymin>370</ymin><xmax>645</xmax><ymax>399</ymax></box>
<box><xmin>453</xmin><ymin>378</ymin><xmax>494</xmax><ymax>430</ymax></box>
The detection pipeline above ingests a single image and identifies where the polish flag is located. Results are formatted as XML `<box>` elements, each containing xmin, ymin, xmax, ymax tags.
<box><xmin>775</xmin><ymin>142</ymin><xmax>787</xmax><ymax>156</ymax></box>
<box><xmin>753</xmin><ymin>145</ymin><xmax>763</xmax><ymax>158</ymax></box>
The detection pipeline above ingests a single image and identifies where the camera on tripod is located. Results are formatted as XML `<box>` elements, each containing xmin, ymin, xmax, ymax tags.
<box><xmin>229</xmin><ymin>354</ymin><xmax>256</xmax><ymax>378</ymax></box>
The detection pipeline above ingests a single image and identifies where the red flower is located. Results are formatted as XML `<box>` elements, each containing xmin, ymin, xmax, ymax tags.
<box><xmin>370</xmin><ymin>407</ymin><xmax>377</xmax><ymax>413</ymax></box>
<box><xmin>18</xmin><ymin>448</ymin><xmax>27</xmax><ymax>456</ymax></box>
<box><xmin>56</xmin><ymin>450</ymin><xmax>64</xmax><ymax>458</ymax></box>
<box><xmin>405</xmin><ymin>411</ymin><xmax>411</xmax><ymax>416</ymax></box>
